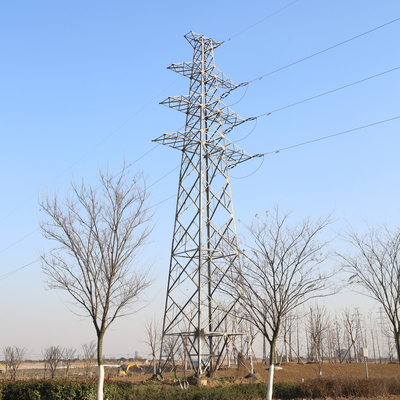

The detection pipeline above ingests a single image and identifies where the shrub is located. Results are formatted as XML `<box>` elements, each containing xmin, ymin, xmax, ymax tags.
<box><xmin>2</xmin><ymin>376</ymin><xmax>400</xmax><ymax>399</ymax></box>
<box><xmin>273</xmin><ymin>381</ymin><xmax>302</xmax><ymax>399</ymax></box>
<box><xmin>299</xmin><ymin>376</ymin><xmax>400</xmax><ymax>398</ymax></box>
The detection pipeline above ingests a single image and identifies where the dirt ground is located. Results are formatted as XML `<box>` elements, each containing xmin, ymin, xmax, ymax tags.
<box><xmin>1</xmin><ymin>360</ymin><xmax>399</xmax><ymax>383</ymax></box>
<box><xmin>254</xmin><ymin>361</ymin><xmax>400</xmax><ymax>383</ymax></box>
<box><xmin>147</xmin><ymin>361</ymin><xmax>400</xmax><ymax>383</ymax></box>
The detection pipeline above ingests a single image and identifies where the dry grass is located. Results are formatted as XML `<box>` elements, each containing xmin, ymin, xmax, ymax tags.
<box><xmin>2</xmin><ymin>360</ymin><xmax>400</xmax><ymax>385</ymax></box>
<box><xmin>257</xmin><ymin>361</ymin><xmax>400</xmax><ymax>383</ymax></box>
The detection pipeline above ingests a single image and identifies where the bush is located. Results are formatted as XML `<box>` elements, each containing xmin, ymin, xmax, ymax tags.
<box><xmin>299</xmin><ymin>376</ymin><xmax>400</xmax><ymax>398</ymax></box>
<box><xmin>0</xmin><ymin>380</ymin><xmax>266</xmax><ymax>400</ymax></box>
<box><xmin>273</xmin><ymin>382</ymin><xmax>302</xmax><ymax>399</ymax></box>
<box><xmin>1</xmin><ymin>376</ymin><xmax>400</xmax><ymax>399</ymax></box>
<box><xmin>0</xmin><ymin>379</ymin><xmax>98</xmax><ymax>400</ymax></box>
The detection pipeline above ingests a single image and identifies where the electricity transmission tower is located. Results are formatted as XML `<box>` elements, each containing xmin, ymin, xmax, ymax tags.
<box><xmin>153</xmin><ymin>31</ymin><xmax>252</xmax><ymax>376</ymax></box>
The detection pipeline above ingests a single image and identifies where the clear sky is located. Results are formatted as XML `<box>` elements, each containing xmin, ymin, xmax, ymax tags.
<box><xmin>1</xmin><ymin>0</ymin><xmax>399</xmax><ymax>360</ymax></box>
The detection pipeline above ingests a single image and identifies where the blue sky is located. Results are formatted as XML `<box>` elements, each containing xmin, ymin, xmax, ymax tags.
<box><xmin>1</xmin><ymin>0</ymin><xmax>399</xmax><ymax>359</ymax></box>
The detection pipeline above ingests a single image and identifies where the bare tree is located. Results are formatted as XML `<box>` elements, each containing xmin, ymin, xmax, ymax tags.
<box><xmin>142</xmin><ymin>317</ymin><xmax>160</xmax><ymax>376</ymax></box>
<box><xmin>3</xmin><ymin>347</ymin><xmax>11</xmax><ymax>379</ymax></box>
<box><xmin>307</xmin><ymin>304</ymin><xmax>329</xmax><ymax>375</ymax></box>
<box><xmin>43</xmin><ymin>346</ymin><xmax>64</xmax><ymax>379</ymax></box>
<box><xmin>39</xmin><ymin>165</ymin><xmax>154</xmax><ymax>400</ymax></box>
<box><xmin>342</xmin><ymin>308</ymin><xmax>359</xmax><ymax>363</ymax></box>
<box><xmin>82</xmin><ymin>341</ymin><xmax>96</xmax><ymax>378</ymax></box>
<box><xmin>334</xmin><ymin>314</ymin><xmax>343</xmax><ymax>363</ymax></box>
<box><xmin>3</xmin><ymin>346</ymin><xmax>26</xmax><ymax>382</ymax></box>
<box><xmin>235</xmin><ymin>207</ymin><xmax>337</xmax><ymax>400</ymax></box>
<box><xmin>325</xmin><ymin>315</ymin><xmax>337</xmax><ymax>363</ymax></box>
<box><xmin>340</xmin><ymin>224</ymin><xmax>400</xmax><ymax>363</ymax></box>
<box><xmin>42</xmin><ymin>348</ymin><xmax>49</xmax><ymax>378</ymax></box>
<box><xmin>63</xmin><ymin>347</ymin><xmax>76</xmax><ymax>378</ymax></box>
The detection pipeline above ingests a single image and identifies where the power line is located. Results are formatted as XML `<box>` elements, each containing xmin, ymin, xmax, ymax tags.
<box><xmin>0</xmin><ymin>173</ymin><xmax>181</xmax><ymax>279</ymax></box>
<box><xmin>147</xmin><ymin>166</ymin><xmax>180</xmax><ymax>189</ymax></box>
<box><xmin>0</xmin><ymin>2</ymin><xmax>297</xmax><ymax>224</ymax></box>
<box><xmin>3</xmin><ymin>16</ymin><xmax>398</xmax><ymax>225</ymax></box>
<box><xmin>231</xmin><ymin>157</ymin><xmax>265</xmax><ymax>180</ymax></box>
<box><xmin>0</xmin><ymin>144</ymin><xmax>157</xmax><ymax>254</ymax></box>
<box><xmin>0</xmin><ymin>228</ymin><xmax>40</xmax><ymax>255</ymax></box>
<box><xmin>253</xmin><ymin>115</ymin><xmax>400</xmax><ymax>159</ymax></box>
<box><xmin>230</xmin><ymin>115</ymin><xmax>400</xmax><ymax>179</ymax></box>
<box><xmin>0</xmin><ymin>258</ymin><xmax>40</xmax><ymax>281</ymax></box>
<box><xmin>0</xmin><ymin>194</ymin><xmax>179</xmax><ymax>281</ymax></box>
<box><xmin>1</xmin><ymin>65</ymin><xmax>398</xmax><ymax>255</ymax></box>
<box><xmin>2</xmin><ymin>18</ymin><xmax>399</xmax><ymax>279</ymax></box>
<box><xmin>249</xmin><ymin>16</ymin><xmax>400</xmax><ymax>83</ymax></box>
<box><xmin>0</xmin><ymin>157</ymin><xmax>179</xmax><ymax>256</ymax></box>
<box><xmin>0</xmin><ymin>78</ymin><xmax>180</xmax><ymax>226</ymax></box>
<box><xmin>222</xmin><ymin>16</ymin><xmax>400</xmax><ymax>99</ymax></box>
<box><xmin>3</xmin><ymin>115</ymin><xmax>399</xmax><ymax>280</ymax></box>
<box><xmin>0</xmin><ymin>6</ymin><xmax>302</xmax><ymax>257</ymax></box>
<box><xmin>149</xmin><ymin>194</ymin><xmax>177</xmax><ymax>210</ymax></box>
<box><xmin>254</xmin><ymin>66</ymin><xmax>400</xmax><ymax>118</ymax></box>
<box><xmin>224</xmin><ymin>0</ymin><xmax>301</xmax><ymax>41</ymax></box>
<box><xmin>0</xmin><ymin>117</ymin><xmax>187</xmax><ymax>255</ymax></box>
<box><xmin>226</xmin><ymin>66</ymin><xmax>400</xmax><ymax>134</ymax></box>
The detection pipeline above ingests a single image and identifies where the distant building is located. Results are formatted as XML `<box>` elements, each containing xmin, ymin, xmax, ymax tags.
<box><xmin>134</xmin><ymin>351</ymin><xmax>140</xmax><ymax>359</ymax></box>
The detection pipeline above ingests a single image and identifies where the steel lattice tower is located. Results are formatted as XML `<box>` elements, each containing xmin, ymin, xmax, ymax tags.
<box><xmin>154</xmin><ymin>31</ymin><xmax>252</xmax><ymax>376</ymax></box>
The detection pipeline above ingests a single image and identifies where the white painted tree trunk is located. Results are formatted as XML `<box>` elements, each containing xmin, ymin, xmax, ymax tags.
<box><xmin>266</xmin><ymin>364</ymin><xmax>274</xmax><ymax>400</ymax></box>
<box><xmin>97</xmin><ymin>364</ymin><xmax>104</xmax><ymax>400</ymax></box>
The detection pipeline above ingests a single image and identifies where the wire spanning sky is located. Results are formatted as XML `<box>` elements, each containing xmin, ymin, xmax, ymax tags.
<box><xmin>1</xmin><ymin>0</ymin><xmax>399</xmax><ymax>359</ymax></box>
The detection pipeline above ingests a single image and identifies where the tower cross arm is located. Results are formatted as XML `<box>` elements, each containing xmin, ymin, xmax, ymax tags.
<box><xmin>206</xmin><ymin>104</ymin><xmax>246</xmax><ymax>126</ymax></box>
<box><xmin>208</xmin><ymin>137</ymin><xmax>253</xmax><ymax>167</ymax></box>
<box><xmin>152</xmin><ymin>131</ymin><xmax>200</xmax><ymax>152</ymax></box>
<box><xmin>160</xmin><ymin>95</ymin><xmax>201</xmax><ymax>114</ymax></box>
<box><xmin>205</xmin><ymin>68</ymin><xmax>238</xmax><ymax>90</ymax></box>
<box><xmin>169</xmin><ymin>62</ymin><xmax>238</xmax><ymax>90</ymax></box>
<box><xmin>152</xmin><ymin>132</ymin><xmax>253</xmax><ymax>166</ymax></box>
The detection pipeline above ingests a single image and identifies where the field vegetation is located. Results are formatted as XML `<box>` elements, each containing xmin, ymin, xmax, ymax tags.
<box><xmin>1</xmin><ymin>361</ymin><xmax>400</xmax><ymax>399</ymax></box>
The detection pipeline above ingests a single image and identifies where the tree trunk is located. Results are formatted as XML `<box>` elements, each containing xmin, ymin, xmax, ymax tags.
<box><xmin>266</xmin><ymin>336</ymin><xmax>277</xmax><ymax>400</ymax></box>
<box><xmin>262</xmin><ymin>336</ymin><xmax>267</xmax><ymax>365</ymax></box>
<box><xmin>97</xmin><ymin>332</ymin><xmax>105</xmax><ymax>400</ymax></box>
<box><xmin>394</xmin><ymin>327</ymin><xmax>400</xmax><ymax>365</ymax></box>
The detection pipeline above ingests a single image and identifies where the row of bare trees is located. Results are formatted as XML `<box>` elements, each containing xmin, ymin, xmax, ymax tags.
<box><xmin>269</xmin><ymin>305</ymin><xmax>397</xmax><ymax>368</ymax></box>
<box><xmin>2</xmin><ymin>342</ymin><xmax>96</xmax><ymax>381</ymax></box>
<box><xmin>41</xmin><ymin>342</ymin><xmax>97</xmax><ymax>379</ymax></box>
<box><xmin>141</xmin><ymin>305</ymin><xmax>398</xmax><ymax>374</ymax></box>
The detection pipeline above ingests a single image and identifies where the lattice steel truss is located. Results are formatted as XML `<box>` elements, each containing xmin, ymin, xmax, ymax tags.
<box><xmin>153</xmin><ymin>31</ymin><xmax>252</xmax><ymax>376</ymax></box>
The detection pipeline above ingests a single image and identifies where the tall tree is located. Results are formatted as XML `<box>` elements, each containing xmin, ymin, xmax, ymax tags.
<box><xmin>235</xmin><ymin>207</ymin><xmax>337</xmax><ymax>400</ymax></box>
<box><xmin>340</xmin><ymin>224</ymin><xmax>400</xmax><ymax>364</ymax></box>
<box><xmin>40</xmin><ymin>165</ymin><xmax>154</xmax><ymax>400</ymax></box>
